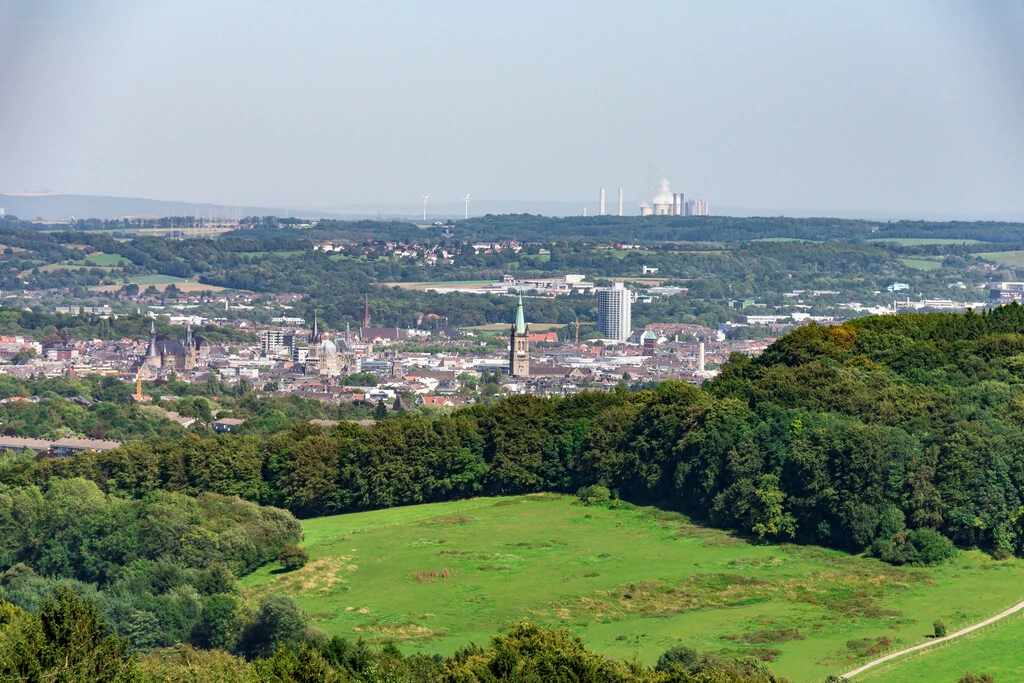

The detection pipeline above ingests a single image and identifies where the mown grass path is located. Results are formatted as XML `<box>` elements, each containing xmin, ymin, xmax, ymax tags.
<box><xmin>843</xmin><ymin>598</ymin><xmax>1024</xmax><ymax>678</ymax></box>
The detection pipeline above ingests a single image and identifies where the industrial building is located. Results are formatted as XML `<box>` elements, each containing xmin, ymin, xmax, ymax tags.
<box><xmin>990</xmin><ymin>282</ymin><xmax>1024</xmax><ymax>303</ymax></box>
<box><xmin>638</xmin><ymin>179</ymin><xmax>709</xmax><ymax>216</ymax></box>
<box><xmin>597</xmin><ymin>282</ymin><xmax>633</xmax><ymax>341</ymax></box>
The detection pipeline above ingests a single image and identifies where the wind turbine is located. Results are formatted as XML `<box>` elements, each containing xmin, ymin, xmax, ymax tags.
<box><xmin>462</xmin><ymin>192</ymin><xmax>471</xmax><ymax>220</ymax></box>
<box><xmin>419</xmin><ymin>193</ymin><xmax>431</xmax><ymax>221</ymax></box>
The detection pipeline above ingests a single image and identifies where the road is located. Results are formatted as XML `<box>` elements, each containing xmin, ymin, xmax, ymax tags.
<box><xmin>842</xmin><ymin>598</ymin><xmax>1024</xmax><ymax>679</ymax></box>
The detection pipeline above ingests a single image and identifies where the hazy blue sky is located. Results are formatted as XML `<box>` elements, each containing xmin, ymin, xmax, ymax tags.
<box><xmin>2</xmin><ymin>1</ymin><xmax>1022</xmax><ymax>217</ymax></box>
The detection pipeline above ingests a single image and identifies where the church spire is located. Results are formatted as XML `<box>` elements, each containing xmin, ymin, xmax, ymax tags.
<box><xmin>509</xmin><ymin>294</ymin><xmax>529</xmax><ymax>377</ymax></box>
<box><xmin>363</xmin><ymin>294</ymin><xmax>371</xmax><ymax>328</ymax></box>
<box><xmin>514</xmin><ymin>294</ymin><xmax>526</xmax><ymax>334</ymax></box>
<box><xmin>146</xmin><ymin>320</ymin><xmax>158</xmax><ymax>358</ymax></box>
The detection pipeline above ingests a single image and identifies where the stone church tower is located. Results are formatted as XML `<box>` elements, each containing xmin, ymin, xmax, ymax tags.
<box><xmin>305</xmin><ymin>311</ymin><xmax>322</xmax><ymax>374</ymax></box>
<box><xmin>509</xmin><ymin>295</ymin><xmax>529</xmax><ymax>377</ymax></box>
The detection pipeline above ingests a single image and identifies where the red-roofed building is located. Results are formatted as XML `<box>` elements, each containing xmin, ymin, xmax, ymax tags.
<box><xmin>528</xmin><ymin>332</ymin><xmax>559</xmax><ymax>344</ymax></box>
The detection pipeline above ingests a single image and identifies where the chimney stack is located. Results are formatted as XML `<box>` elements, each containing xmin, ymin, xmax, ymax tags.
<box><xmin>599</xmin><ymin>188</ymin><xmax>606</xmax><ymax>216</ymax></box>
<box><xmin>699</xmin><ymin>341</ymin><xmax>706</xmax><ymax>375</ymax></box>
<box><xmin>618</xmin><ymin>188</ymin><xmax>623</xmax><ymax>216</ymax></box>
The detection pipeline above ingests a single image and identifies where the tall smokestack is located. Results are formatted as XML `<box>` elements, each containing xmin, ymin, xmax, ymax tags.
<box><xmin>618</xmin><ymin>188</ymin><xmax>623</xmax><ymax>216</ymax></box>
<box><xmin>699</xmin><ymin>342</ymin><xmax>705</xmax><ymax>375</ymax></box>
<box><xmin>599</xmin><ymin>188</ymin><xmax>606</xmax><ymax>216</ymax></box>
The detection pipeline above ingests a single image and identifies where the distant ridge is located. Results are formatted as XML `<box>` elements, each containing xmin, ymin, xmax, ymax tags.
<box><xmin>2</xmin><ymin>192</ymin><xmax>1021</xmax><ymax>223</ymax></box>
<box><xmin>0</xmin><ymin>194</ymin><xmax>304</xmax><ymax>222</ymax></box>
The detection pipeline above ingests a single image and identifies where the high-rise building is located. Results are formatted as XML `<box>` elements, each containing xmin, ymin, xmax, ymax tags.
<box><xmin>509</xmin><ymin>294</ymin><xmax>530</xmax><ymax>377</ymax></box>
<box><xmin>597</xmin><ymin>282</ymin><xmax>632</xmax><ymax>341</ymax></box>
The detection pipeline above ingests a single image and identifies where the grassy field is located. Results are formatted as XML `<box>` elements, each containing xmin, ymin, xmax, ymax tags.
<box><xmin>978</xmin><ymin>251</ymin><xmax>1024</xmax><ymax>267</ymax></box>
<box><xmin>519</xmin><ymin>253</ymin><xmax>551</xmax><ymax>263</ymax></box>
<box><xmin>240</xmin><ymin>495</ymin><xmax>1024</xmax><ymax>683</ymax></box>
<box><xmin>37</xmin><ymin>263</ymin><xmax>116</xmax><ymax>272</ymax></box>
<box><xmin>247</xmin><ymin>250</ymin><xmax>304</xmax><ymax>258</ymax></box>
<box><xmin>899</xmin><ymin>258</ymin><xmax>942</xmax><ymax>271</ymax></box>
<box><xmin>89</xmin><ymin>278</ymin><xmax>227</xmax><ymax>293</ymax></box>
<box><xmin>867</xmin><ymin>238</ymin><xmax>983</xmax><ymax>246</ymax></box>
<box><xmin>861</xmin><ymin>612</ymin><xmax>1024</xmax><ymax>682</ymax></box>
<box><xmin>611</xmin><ymin>249</ymin><xmax>657</xmax><ymax>258</ymax></box>
<box><xmin>82</xmin><ymin>252</ymin><xmax>130</xmax><ymax>266</ymax></box>
<box><xmin>753</xmin><ymin>238</ymin><xmax>822</xmax><ymax>243</ymax></box>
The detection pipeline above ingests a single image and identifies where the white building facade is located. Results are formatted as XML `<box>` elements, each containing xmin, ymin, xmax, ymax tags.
<box><xmin>597</xmin><ymin>282</ymin><xmax>633</xmax><ymax>341</ymax></box>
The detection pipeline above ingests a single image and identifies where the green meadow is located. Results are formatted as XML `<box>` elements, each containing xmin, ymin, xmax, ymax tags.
<box><xmin>899</xmin><ymin>257</ymin><xmax>942</xmax><ymax>271</ymax></box>
<box><xmin>753</xmin><ymin>238</ymin><xmax>822</xmax><ymax>243</ymax></box>
<box><xmin>240</xmin><ymin>494</ymin><xmax>1024</xmax><ymax>683</ymax></box>
<box><xmin>861</xmin><ymin>613</ymin><xmax>1024</xmax><ymax>682</ymax></box>
<box><xmin>82</xmin><ymin>252</ymin><xmax>130</xmax><ymax>266</ymax></box>
<box><xmin>978</xmin><ymin>250</ymin><xmax>1024</xmax><ymax>267</ymax></box>
<box><xmin>129</xmin><ymin>274</ymin><xmax>188</xmax><ymax>285</ymax></box>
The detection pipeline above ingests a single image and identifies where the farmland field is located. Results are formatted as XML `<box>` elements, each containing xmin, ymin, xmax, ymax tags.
<box><xmin>240</xmin><ymin>494</ymin><xmax>1024</xmax><ymax>683</ymax></box>
<box><xmin>978</xmin><ymin>250</ymin><xmax>1024</xmax><ymax>267</ymax></box>
<box><xmin>89</xmin><ymin>278</ymin><xmax>227</xmax><ymax>293</ymax></box>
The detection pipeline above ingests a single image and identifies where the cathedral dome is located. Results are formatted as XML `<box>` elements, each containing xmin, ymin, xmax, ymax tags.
<box><xmin>321</xmin><ymin>339</ymin><xmax>338</xmax><ymax>357</ymax></box>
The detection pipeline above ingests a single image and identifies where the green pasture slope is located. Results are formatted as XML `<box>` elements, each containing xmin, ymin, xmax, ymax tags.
<box><xmin>978</xmin><ymin>250</ymin><xmax>1024</xmax><ymax>267</ymax></box>
<box><xmin>82</xmin><ymin>252</ymin><xmax>130</xmax><ymax>266</ymax></box>
<box><xmin>241</xmin><ymin>494</ymin><xmax>1024</xmax><ymax>683</ymax></box>
<box><xmin>862</xmin><ymin>613</ymin><xmax>1024</xmax><ymax>682</ymax></box>
<box><xmin>898</xmin><ymin>257</ymin><xmax>942</xmax><ymax>271</ymax></box>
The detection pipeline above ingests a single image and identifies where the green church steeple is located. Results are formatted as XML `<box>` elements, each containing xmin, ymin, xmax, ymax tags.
<box><xmin>514</xmin><ymin>294</ymin><xmax>526</xmax><ymax>334</ymax></box>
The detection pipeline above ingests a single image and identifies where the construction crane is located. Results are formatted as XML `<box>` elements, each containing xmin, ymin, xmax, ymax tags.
<box><xmin>571</xmin><ymin>316</ymin><xmax>596</xmax><ymax>345</ymax></box>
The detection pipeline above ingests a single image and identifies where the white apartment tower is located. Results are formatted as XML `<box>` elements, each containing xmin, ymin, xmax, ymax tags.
<box><xmin>597</xmin><ymin>282</ymin><xmax>632</xmax><ymax>341</ymax></box>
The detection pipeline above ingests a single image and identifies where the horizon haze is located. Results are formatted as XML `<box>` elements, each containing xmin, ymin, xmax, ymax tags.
<box><xmin>2</xmin><ymin>1</ymin><xmax>1023</xmax><ymax>220</ymax></box>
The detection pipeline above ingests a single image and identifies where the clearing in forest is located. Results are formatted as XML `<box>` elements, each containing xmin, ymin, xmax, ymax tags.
<box><xmin>241</xmin><ymin>494</ymin><xmax>1024</xmax><ymax>683</ymax></box>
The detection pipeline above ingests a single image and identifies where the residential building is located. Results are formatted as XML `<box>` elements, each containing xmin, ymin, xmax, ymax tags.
<box><xmin>597</xmin><ymin>282</ymin><xmax>632</xmax><ymax>341</ymax></box>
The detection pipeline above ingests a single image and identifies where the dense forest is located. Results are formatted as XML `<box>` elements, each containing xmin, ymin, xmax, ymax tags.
<box><xmin>225</xmin><ymin>214</ymin><xmax>1024</xmax><ymax>245</ymax></box>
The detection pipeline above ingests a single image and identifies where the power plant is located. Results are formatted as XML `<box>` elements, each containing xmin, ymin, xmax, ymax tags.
<box><xmin>638</xmin><ymin>178</ymin><xmax>709</xmax><ymax>216</ymax></box>
<box><xmin>597</xmin><ymin>187</ymin><xmax>624</xmax><ymax>216</ymax></box>
<box><xmin>596</xmin><ymin>181</ymin><xmax>706</xmax><ymax>217</ymax></box>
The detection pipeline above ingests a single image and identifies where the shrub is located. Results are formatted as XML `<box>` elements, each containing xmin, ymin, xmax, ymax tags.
<box><xmin>909</xmin><ymin>528</ymin><xmax>957</xmax><ymax>565</ymax></box>
<box><xmin>576</xmin><ymin>485</ymin><xmax>610</xmax><ymax>506</ymax></box>
<box><xmin>655</xmin><ymin>644</ymin><xmax>698</xmax><ymax>672</ymax></box>
<box><xmin>934</xmin><ymin>619</ymin><xmax>948</xmax><ymax>638</ymax></box>
<box><xmin>278</xmin><ymin>543</ymin><xmax>309</xmax><ymax>572</ymax></box>
<box><xmin>868</xmin><ymin>527</ymin><xmax>957</xmax><ymax>566</ymax></box>
<box><xmin>957</xmin><ymin>673</ymin><xmax>995</xmax><ymax>683</ymax></box>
